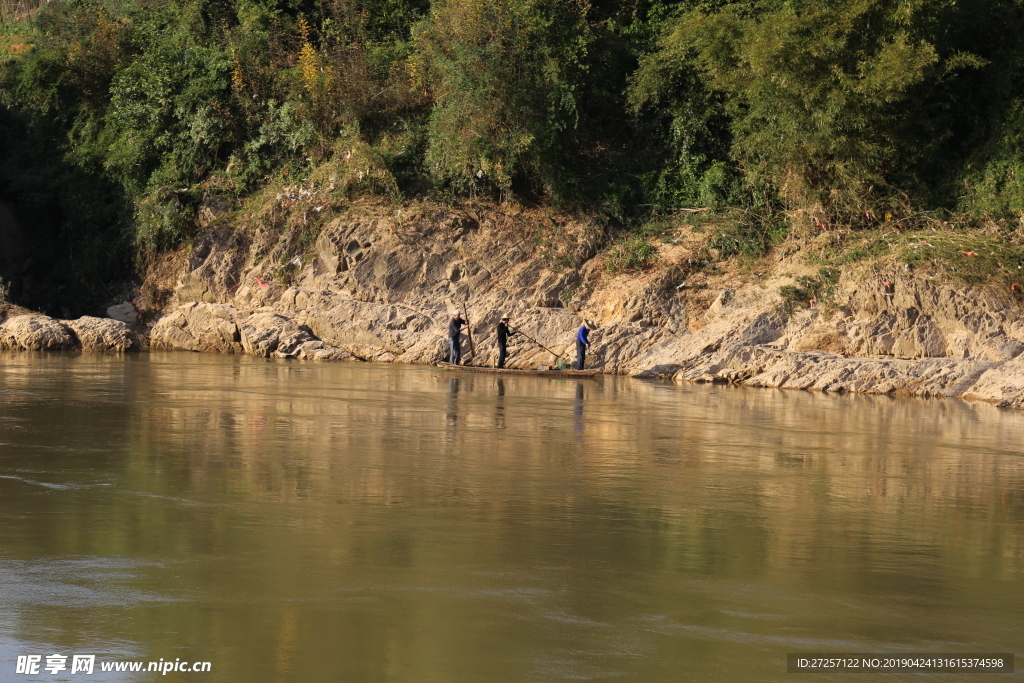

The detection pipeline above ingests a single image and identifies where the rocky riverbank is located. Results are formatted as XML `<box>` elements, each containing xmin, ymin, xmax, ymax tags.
<box><xmin>5</xmin><ymin>201</ymin><xmax>1024</xmax><ymax>408</ymax></box>
<box><xmin>630</xmin><ymin>270</ymin><xmax>1024</xmax><ymax>408</ymax></box>
<box><xmin>0</xmin><ymin>303</ymin><xmax>138</xmax><ymax>352</ymax></box>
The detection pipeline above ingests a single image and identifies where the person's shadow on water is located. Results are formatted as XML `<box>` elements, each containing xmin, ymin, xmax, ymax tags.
<box><xmin>494</xmin><ymin>379</ymin><xmax>506</xmax><ymax>430</ymax></box>
<box><xmin>446</xmin><ymin>377</ymin><xmax>460</xmax><ymax>427</ymax></box>
<box><xmin>573</xmin><ymin>383</ymin><xmax>584</xmax><ymax>441</ymax></box>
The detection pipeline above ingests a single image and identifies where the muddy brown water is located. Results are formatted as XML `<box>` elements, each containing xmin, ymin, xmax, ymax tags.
<box><xmin>0</xmin><ymin>353</ymin><xmax>1021</xmax><ymax>682</ymax></box>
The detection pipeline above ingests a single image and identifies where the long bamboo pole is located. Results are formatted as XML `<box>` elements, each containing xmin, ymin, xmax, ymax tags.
<box><xmin>461</xmin><ymin>298</ymin><xmax>476</xmax><ymax>360</ymax></box>
<box><xmin>512</xmin><ymin>327</ymin><xmax>567</xmax><ymax>365</ymax></box>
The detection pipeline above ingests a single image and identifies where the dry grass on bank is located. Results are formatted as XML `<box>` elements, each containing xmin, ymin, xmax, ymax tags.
<box><xmin>0</xmin><ymin>300</ymin><xmax>33</xmax><ymax>322</ymax></box>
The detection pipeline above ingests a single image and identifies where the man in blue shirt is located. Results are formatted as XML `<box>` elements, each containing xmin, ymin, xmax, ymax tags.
<box><xmin>575</xmin><ymin>323</ymin><xmax>590</xmax><ymax>370</ymax></box>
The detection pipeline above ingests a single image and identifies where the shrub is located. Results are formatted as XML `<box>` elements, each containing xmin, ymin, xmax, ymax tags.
<box><xmin>704</xmin><ymin>207</ymin><xmax>789</xmax><ymax>259</ymax></box>
<box><xmin>778</xmin><ymin>267</ymin><xmax>841</xmax><ymax>313</ymax></box>
<box><xmin>605</xmin><ymin>235</ymin><xmax>657</xmax><ymax>273</ymax></box>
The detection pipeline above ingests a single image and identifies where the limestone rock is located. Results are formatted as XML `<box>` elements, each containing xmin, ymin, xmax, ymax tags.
<box><xmin>0</xmin><ymin>315</ymin><xmax>76</xmax><ymax>350</ymax></box>
<box><xmin>961</xmin><ymin>355</ymin><xmax>1024</xmax><ymax>408</ymax></box>
<box><xmin>240</xmin><ymin>312</ymin><xmax>317</xmax><ymax>358</ymax></box>
<box><xmin>67</xmin><ymin>316</ymin><xmax>138</xmax><ymax>352</ymax></box>
<box><xmin>636</xmin><ymin>336</ymin><xmax>1000</xmax><ymax>401</ymax></box>
<box><xmin>175</xmin><ymin>231</ymin><xmax>249</xmax><ymax>303</ymax></box>
<box><xmin>149</xmin><ymin>303</ymin><xmax>245</xmax><ymax>353</ymax></box>
<box><xmin>106</xmin><ymin>301</ymin><xmax>140</xmax><ymax>324</ymax></box>
<box><xmin>705</xmin><ymin>289</ymin><xmax>734</xmax><ymax>321</ymax></box>
<box><xmin>292</xmin><ymin>341</ymin><xmax>359</xmax><ymax>362</ymax></box>
<box><xmin>149</xmin><ymin>303</ymin><xmax>365</xmax><ymax>362</ymax></box>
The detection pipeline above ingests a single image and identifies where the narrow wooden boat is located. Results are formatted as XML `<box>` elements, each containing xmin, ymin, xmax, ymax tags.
<box><xmin>437</xmin><ymin>361</ymin><xmax>600</xmax><ymax>377</ymax></box>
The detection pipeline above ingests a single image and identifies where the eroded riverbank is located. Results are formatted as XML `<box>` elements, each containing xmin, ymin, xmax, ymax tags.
<box><xmin>5</xmin><ymin>202</ymin><xmax>1024</xmax><ymax>407</ymax></box>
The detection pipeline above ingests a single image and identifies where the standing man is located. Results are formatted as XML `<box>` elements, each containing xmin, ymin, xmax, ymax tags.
<box><xmin>575</xmin><ymin>322</ymin><xmax>590</xmax><ymax>370</ymax></box>
<box><xmin>448</xmin><ymin>311</ymin><xmax>468</xmax><ymax>365</ymax></box>
<box><xmin>496</xmin><ymin>315</ymin><xmax>516</xmax><ymax>369</ymax></box>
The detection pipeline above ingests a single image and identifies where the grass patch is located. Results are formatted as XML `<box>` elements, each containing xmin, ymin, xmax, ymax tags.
<box><xmin>598</xmin><ymin>215</ymin><xmax>681</xmax><ymax>275</ymax></box>
<box><xmin>699</xmin><ymin>208</ymin><xmax>789</xmax><ymax>260</ymax></box>
<box><xmin>633</xmin><ymin>216</ymin><xmax>678</xmax><ymax>241</ymax></box>
<box><xmin>778</xmin><ymin>267</ymin><xmax>841</xmax><ymax>313</ymax></box>
<box><xmin>898</xmin><ymin>233</ymin><xmax>1024</xmax><ymax>285</ymax></box>
<box><xmin>0</xmin><ymin>34</ymin><xmax>32</xmax><ymax>59</ymax></box>
<box><xmin>804</xmin><ymin>223</ymin><xmax>1024</xmax><ymax>290</ymax></box>
<box><xmin>605</xmin><ymin>234</ymin><xmax>657</xmax><ymax>274</ymax></box>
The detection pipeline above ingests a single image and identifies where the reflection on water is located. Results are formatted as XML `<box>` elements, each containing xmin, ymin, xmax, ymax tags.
<box><xmin>574</xmin><ymin>383</ymin><xmax>584</xmax><ymax>440</ymax></box>
<box><xmin>495</xmin><ymin>379</ymin><xmax>506</xmax><ymax>431</ymax></box>
<box><xmin>0</xmin><ymin>352</ymin><xmax>1022</xmax><ymax>682</ymax></box>
<box><xmin>446</xmin><ymin>377</ymin><xmax>460</xmax><ymax>430</ymax></box>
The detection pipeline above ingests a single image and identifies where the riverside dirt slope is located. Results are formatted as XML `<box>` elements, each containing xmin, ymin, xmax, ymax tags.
<box><xmin>5</xmin><ymin>200</ymin><xmax>1024</xmax><ymax>408</ymax></box>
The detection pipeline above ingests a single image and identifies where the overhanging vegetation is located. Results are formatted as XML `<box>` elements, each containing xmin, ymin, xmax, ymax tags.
<box><xmin>2</xmin><ymin>0</ymin><xmax>1024</xmax><ymax>312</ymax></box>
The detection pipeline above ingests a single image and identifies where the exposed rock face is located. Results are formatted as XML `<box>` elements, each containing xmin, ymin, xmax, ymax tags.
<box><xmin>0</xmin><ymin>313</ymin><xmax>138</xmax><ymax>352</ymax></box>
<box><xmin>630</xmin><ymin>279</ymin><xmax>1024</xmax><ymax>404</ymax></box>
<box><xmin>198</xmin><ymin>196</ymin><xmax>230</xmax><ymax>227</ymax></box>
<box><xmin>148</xmin><ymin>301</ymin><xmax>359</xmax><ymax>361</ymax></box>
<box><xmin>149</xmin><ymin>302</ymin><xmax>245</xmax><ymax>353</ymax></box>
<box><xmin>962</xmin><ymin>355</ymin><xmax>1024</xmax><ymax>408</ymax></box>
<box><xmin>106</xmin><ymin>301</ymin><xmax>141</xmax><ymax>324</ymax></box>
<box><xmin>0</xmin><ymin>200</ymin><xmax>999</xmax><ymax>407</ymax></box>
<box><xmin>156</xmin><ymin>208</ymin><xmax>681</xmax><ymax>373</ymax></box>
<box><xmin>838</xmin><ymin>277</ymin><xmax>1023</xmax><ymax>361</ymax></box>
<box><xmin>0</xmin><ymin>315</ymin><xmax>76</xmax><ymax>350</ymax></box>
<box><xmin>240</xmin><ymin>312</ymin><xmax>300</xmax><ymax>357</ymax></box>
<box><xmin>136</xmin><ymin>203</ymin><xmax>1024</xmax><ymax>406</ymax></box>
<box><xmin>240</xmin><ymin>311</ymin><xmax>357</xmax><ymax>360</ymax></box>
<box><xmin>637</xmin><ymin>342</ymin><xmax>997</xmax><ymax>398</ymax></box>
<box><xmin>66</xmin><ymin>317</ymin><xmax>138</xmax><ymax>352</ymax></box>
<box><xmin>174</xmin><ymin>229</ymin><xmax>250</xmax><ymax>304</ymax></box>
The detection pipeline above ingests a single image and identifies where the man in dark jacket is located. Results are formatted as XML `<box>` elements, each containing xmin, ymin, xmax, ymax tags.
<box><xmin>496</xmin><ymin>316</ymin><xmax>516</xmax><ymax>368</ymax></box>
<box><xmin>575</xmin><ymin>323</ymin><xmax>590</xmax><ymax>370</ymax></box>
<box><xmin>448</xmin><ymin>311</ymin><xmax>468</xmax><ymax>365</ymax></box>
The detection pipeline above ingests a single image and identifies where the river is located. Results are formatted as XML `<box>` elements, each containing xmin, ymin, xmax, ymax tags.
<box><xmin>0</xmin><ymin>353</ymin><xmax>1021</xmax><ymax>681</ymax></box>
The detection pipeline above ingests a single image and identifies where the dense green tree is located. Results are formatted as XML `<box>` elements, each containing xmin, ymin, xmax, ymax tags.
<box><xmin>632</xmin><ymin>0</ymin><xmax>985</xmax><ymax>221</ymax></box>
<box><xmin>414</xmin><ymin>0</ymin><xmax>593</xmax><ymax>199</ymax></box>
